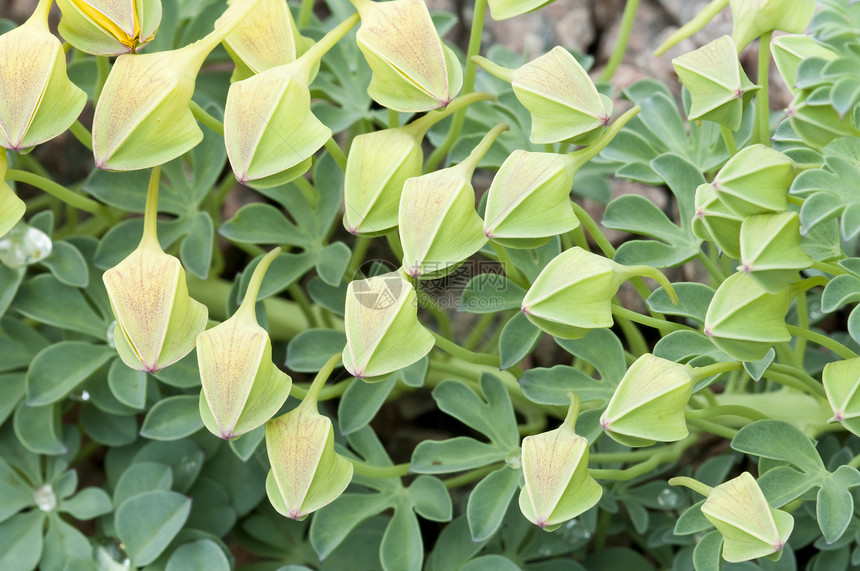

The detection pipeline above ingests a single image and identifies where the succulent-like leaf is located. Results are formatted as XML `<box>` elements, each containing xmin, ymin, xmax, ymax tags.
<box><xmin>0</xmin><ymin>0</ymin><xmax>87</xmax><ymax>151</ymax></box>
<box><xmin>600</xmin><ymin>354</ymin><xmax>693</xmax><ymax>447</ymax></box>
<box><xmin>343</xmin><ymin>271</ymin><xmax>435</xmax><ymax>380</ymax></box>
<box><xmin>56</xmin><ymin>0</ymin><xmax>161</xmax><ymax>55</ymax></box>
<box><xmin>712</xmin><ymin>144</ymin><xmax>795</xmax><ymax>216</ymax></box>
<box><xmin>787</xmin><ymin>90</ymin><xmax>860</xmax><ymax>149</ymax></box>
<box><xmin>672</xmin><ymin>36</ymin><xmax>759</xmax><ymax>131</ymax></box>
<box><xmin>771</xmin><ymin>35</ymin><xmax>837</xmax><ymax>95</ymax></box>
<box><xmin>730</xmin><ymin>0</ymin><xmax>815</xmax><ymax>52</ymax></box>
<box><xmin>739</xmin><ymin>211</ymin><xmax>811</xmax><ymax>293</ymax></box>
<box><xmin>704</xmin><ymin>271</ymin><xmax>791</xmax><ymax>361</ymax></box>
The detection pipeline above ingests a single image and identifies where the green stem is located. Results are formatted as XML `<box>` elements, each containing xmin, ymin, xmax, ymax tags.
<box><xmin>611</xmin><ymin>305</ymin><xmax>693</xmax><ymax>333</ymax></box>
<box><xmin>786</xmin><ymin>195</ymin><xmax>804</xmax><ymax>206</ymax></box>
<box><xmin>303</xmin><ymin>352</ymin><xmax>343</xmax><ymax>406</ymax></box>
<box><xmin>456</xmin><ymin>123</ymin><xmax>509</xmax><ymax>175</ymax></box>
<box><xmin>768</xmin><ymin>363</ymin><xmax>826</xmax><ymax>398</ymax></box>
<box><xmin>70</xmin><ymin>121</ymin><xmax>93</xmax><ymax>150</ymax></box>
<box><xmin>849</xmin><ymin>454</ymin><xmax>860</xmax><ymax>469</ymax></box>
<box><xmin>189</xmin><ymin>100</ymin><xmax>224</xmax><ymax>135</ymax></box>
<box><xmin>795</xmin><ymin>291</ymin><xmax>809</xmax><ymax>365</ymax></box>
<box><xmin>756</xmin><ymin>30</ymin><xmax>772</xmax><ymax>146</ymax></box>
<box><xmin>696</xmin><ymin>249</ymin><xmax>727</xmax><ymax>282</ymax></box>
<box><xmin>423</xmin><ymin>0</ymin><xmax>488</xmax><ymax>172</ymax></box>
<box><xmin>349</xmin><ymin>460</ymin><xmax>410</xmax><ymax>479</ymax></box>
<box><xmin>464</xmin><ymin>313</ymin><xmax>496</xmax><ymax>351</ymax></box>
<box><xmin>297</xmin><ymin>0</ymin><xmax>315</xmax><ymax>28</ymax></box>
<box><xmin>590</xmin><ymin>437</ymin><xmax>695</xmax><ymax>481</ymax></box>
<box><xmin>489</xmin><ymin>241</ymin><xmax>530</xmax><ymax>289</ymax></box>
<box><xmin>6</xmin><ymin>170</ymin><xmax>113</xmax><ymax>223</ymax></box>
<box><xmin>237</xmin><ymin>248</ymin><xmax>283</xmax><ymax>318</ymax></box>
<box><xmin>443</xmin><ymin>464</ymin><xmax>500</xmax><ymax>489</ymax></box>
<box><xmin>811</xmin><ymin>260</ymin><xmax>849</xmax><ymax>276</ymax></box>
<box><xmin>654</xmin><ymin>0</ymin><xmax>730</xmax><ymax>56</ymax></box>
<box><xmin>430</xmin><ymin>331</ymin><xmax>500</xmax><ymax>368</ymax></box>
<box><xmin>598</xmin><ymin>0</ymin><xmax>639</xmax><ymax>82</ymax></box>
<box><xmin>616</xmin><ymin>316</ymin><xmax>649</xmax><ymax>357</ymax></box>
<box><xmin>288</xmin><ymin>283</ymin><xmax>318</xmax><ymax>328</ymax></box>
<box><xmin>786</xmin><ymin>324</ymin><xmax>858</xmax><ymax>360</ymax></box>
<box><xmin>571</xmin><ymin>201</ymin><xmax>615</xmax><ymax>257</ymax></box>
<box><xmin>719</xmin><ymin>125</ymin><xmax>737</xmax><ymax>155</ymax></box>
<box><xmin>324</xmin><ymin>138</ymin><xmax>348</xmax><ymax>172</ymax></box>
<box><xmin>406</xmin><ymin>92</ymin><xmax>496</xmax><ymax>139</ymax></box>
<box><xmin>94</xmin><ymin>55</ymin><xmax>110</xmax><ymax>105</ymax></box>
<box><xmin>686</xmin><ymin>417</ymin><xmax>738</xmax><ymax>439</ymax></box>
<box><xmin>388</xmin><ymin>108</ymin><xmax>399</xmax><ymax>129</ymax></box>
<box><xmin>141</xmin><ymin>166</ymin><xmax>161</xmax><ymax>248</ymax></box>
<box><xmin>686</xmin><ymin>405</ymin><xmax>768</xmax><ymax>422</ymax></box>
<box><xmin>346</xmin><ymin>235</ymin><xmax>372</xmax><ymax>277</ymax></box>
<box><xmin>385</xmin><ymin>230</ymin><xmax>403</xmax><ymax>261</ymax></box>
<box><xmin>289</xmin><ymin>378</ymin><xmax>350</xmax><ymax>401</ymax></box>
<box><xmin>690</xmin><ymin>360</ymin><xmax>743</xmax><ymax>382</ymax></box>
<box><xmin>566</xmin><ymin>106</ymin><xmax>642</xmax><ymax>170</ymax></box>
<box><xmin>667</xmin><ymin>475</ymin><xmax>713</xmax><ymax>498</ymax></box>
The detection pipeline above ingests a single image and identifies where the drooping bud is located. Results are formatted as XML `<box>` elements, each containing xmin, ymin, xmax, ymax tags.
<box><xmin>55</xmin><ymin>0</ymin><xmax>161</xmax><ymax>55</ymax></box>
<box><xmin>223</xmin><ymin>14</ymin><xmax>359</xmax><ymax>188</ymax></box>
<box><xmin>771</xmin><ymin>35</ymin><xmax>837</xmax><ymax>95</ymax></box>
<box><xmin>483</xmin><ymin>107</ymin><xmax>639</xmax><ymax>248</ymax></box>
<box><xmin>730</xmin><ymin>0</ymin><xmax>815</xmax><ymax>52</ymax></box>
<box><xmin>92</xmin><ymin>0</ymin><xmax>264</xmax><ymax>170</ymax></box>
<box><xmin>519</xmin><ymin>393</ymin><xmax>602</xmax><ymax>531</ymax></box>
<box><xmin>704</xmin><ymin>270</ymin><xmax>791</xmax><ymax>362</ymax></box>
<box><xmin>220</xmin><ymin>0</ymin><xmax>313</xmax><ymax>81</ymax></box>
<box><xmin>399</xmin><ymin>124</ymin><xmax>508</xmax><ymax>278</ymax></box>
<box><xmin>351</xmin><ymin>0</ymin><xmax>463</xmax><ymax>112</ymax></box>
<box><xmin>0</xmin><ymin>0</ymin><xmax>87</xmax><ymax>151</ymax></box>
<box><xmin>672</xmin><ymin>36</ymin><xmax>759</xmax><ymax>131</ymax></box>
<box><xmin>787</xmin><ymin>90</ymin><xmax>860</xmax><ymax>149</ymax></box>
<box><xmin>521</xmin><ymin>247</ymin><xmax>678</xmax><ymax>339</ymax></box>
<box><xmin>473</xmin><ymin>47</ymin><xmax>612</xmax><ymax>145</ymax></box>
<box><xmin>712</xmin><ymin>144</ymin><xmax>795</xmax><ymax>217</ymax></box>
<box><xmin>343</xmin><ymin>92</ymin><xmax>494</xmax><ymax>235</ymax></box>
<box><xmin>488</xmin><ymin>0</ymin><xmax>556</xmax><ymax>20</ymax></box>
<box><xmin>600</xmin><ymin>354</ymin><xmax>693</xmax><ymax>447</ymax></box>
<box><xmin>102</xmin><ymin>168</ymin><xmax>208</xmax><ymax>372</ymax></box>
<box><xmin>739</xmin><ymin>211</ymin><xmax>811</xmax><ymax>293</ymax></box>
<box><xmin>823</xmin><ymin>358</ymin><xmax>860</xmax><ymax>436</ymax></box>
<box><xmin>671</xmin><ymin>472</ymin><xmax>794</xmax><ymax>563</ymax></box>
<box><xmin>265</xmin><ymin>354</ymin><xmax>353</xmax><ymax>519</ymax></box>
<box><xmin>197</xmin><ymin>248</ymin><xmax>292</xmax><ymax>440</ymax></box>
<box><xmin>343</xmin><ymin>270</ymin><xmax>435</xmax><ymax>380</ymax></box>
<box><xmin>0</xmin><ymin>153</ymin><xmax>25</xmax><ymax>238</ymax></box>
<box><xmin>692</xmin><ymin>183</ymin><xmax>743</xmax><ymax>259</ymax></box>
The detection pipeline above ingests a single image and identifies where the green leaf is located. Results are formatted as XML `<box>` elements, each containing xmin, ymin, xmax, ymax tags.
<box><xmin>14</xmin><ymin>274</ymin><xmax>107</xmax><ymax>338</ymax></box>
<box><xmin>115</xmin><ymin>490</ymin><xmax>191</xmax><ymax>567</ymax></box>
<box><xmin>0</xmin><ymin>373</ymin><xmax>25</xmax><ymax>427</ymax></box>
<box><xmin>285</xmin><ymin>329</ymin><xmax>346</xmax><ymax>372</ymax></box>
<box><xmin>229</xmin><ymin>424</ymin><xmax>265</xmax><ymax>462</ymax></box>
<box><xmin>61</xmin><ymin>487</ymin><xmax>112</xmax><ymax>520</ymax></box>
<box><xmin>692</xmin><ymin>530</ymin><xmax>723</xmax><ymax>571</ymax></box>
<box><xmin>675</xmin><ymin>500</ymin><xmax>712</xmax><ymax>535</ymax></box>
<box><xmin>499</xmin><ymin>312</ymin><xmax>540</xmax><ymax>370</ymax></box>
<box><xmin>425</xmin><ymin>515</ymin><xmax>491</xmax><ymax>571</ymax></box>
<box><xmin>743</xmin><ymin>349</ymin><xmax>775</xmax><ymax>382</ymax></box>
<box><xmin>821</xmin><ymin>274</ymin><xmax>860</xmax><ymax>312</ymax></box>
<box><xmin>432</xmin><ymin>375</ymin><xmax>519</xmax><ymax>450</ymax></box>
<box><xmin>731</xmin><ymin>420</ymin><xmax>824</xmax><ymax>474</ymax></box>
<box><xmin>0</xmin><ymin>266</ymin><xmax>23</xmax><ymax>319</ymax></box>
<box><xmin>460</xmin><ymin>274</ymin><xmax>526</xmax><ymax>313</ymax></box>
<box><xmin>40</xmin><ymin>241</ymin><xmax>89</xmax><ymax>288</ymax></box>
<box><xmin>0</xmin><ymin>318</ymin><xmax>49</xmax><ymax>373</ymax></box>
<box><xmin>132</xmin><ymin>440</ymin><xmax>204</xmax><ymax>493</ymax></box>
<box><xmin>653</xmin><ymin>330</ymin><xmax>729</xmax><ymax>366</ymax></box>
<box><xmin>462</xmin><ymin>555</ymin><xmax>521</xmax><ymax>571</ymax></box>
<box><xmin>180</xmin><ymin>212</ymin><xmax>214</xmax><ymax>280</ymax></box>
<box><xmin>408</xmin><ymin>476</ymin><xmax>451</xmax><ymax>522</ymax></box>
<box><xmin>466</xmin><ymin>466</ymin><xmax>520</xmax><ymax>541</ymax></box>
<box><xmin>80</xmin><ymin>405</ymin><xmax>138</xmax><ymax>447</ymax></box>
<box><xmin>817</xmin><ymin>475</ymin><xmax>854</xmax><ymax>544</ymax></box>
<box><xmin>307</xmin><ymin>277</ymin><xmax>347</xmax><ymax>317</ymax></box>
<box><xmin>646</xmin><ymin>282</ymin><xmax>715</xmax><ymax>323</ymax></box>
<box><xmin>316</xmin><ymin>242</ymin><xmax>351</xmax><ymax>286</ymax></box>
<box><xmin>411</xmin><ymin>437</ymin><xmax>505</xmax><ymax>473</ymax></box>
<box><xmin>219</xmin><ymin>203</ymin><xmax>309</xmax><ymax>247</ymax></box>
<box><xmin>519</xmin><ymin>365</ymin><xmax>613</xmax><ymax>406</ymax></box>
<box><xmin>185</xmin><ymin>477</ymin><xmax>236</xmax><ymax>537</ymax></box>
<box><xmin>0</xmin><ymin>457</ymin><xmax>34</xmax><ymax>524</ymax></box>
<box><xmin>165</xmin><ymin>539</ymin><xmax>230</xmax><ymax>571</ymax></box>
<box><xmin>310</xmin><ymin>493</ymin><xmax>392</xmax><ymax>560</ymax></box>
<box><xmin>40</xmin><ymin>514</ymin><xmax>91</xmax><ymax>571</ymax></box>
<box><xmin>140</xmin><ymin>396</ymin><xmax>203</xmax><ymax>441</ymax></box>
<box><xmin>26</xmin><ymin>342</ymin><xmax>113</xmax><ymax>406</ymax></box>
<box><xmin>380</xmin><ymin>506</ymin><xmax>422</xmax><ymax>571</ymax></box>
<box><xmin>338</xmin><ymin>376</ymin><xmax>396</xmax><ymax>435</ymax></box>
<box><xmin>107</xmin><ymin>358</ymin><xmax>146</xmax><ymax>410</ymax></box>
<box><xmin>113</xmin><ymin>462</ymin><xmax>173</xmax><ymax>507</ymax></box>
<box><xmin>0</xmin><ymin>510</ymin><xmax>45</xmax><ymax>571</ymax></box>
<box><xmin>14</xmin><ymin>402</ymin><xmax>66</xmax><ymax>455</ymax></box>
<box><xmin>153</xmin><ymin>352</ymin><xmax>201</xmax><ymax>389</ymax></box>
<box><xmin>554</xmin><ymin>329</ymin><xmax>626</xmax><ymax>383</ymax></box>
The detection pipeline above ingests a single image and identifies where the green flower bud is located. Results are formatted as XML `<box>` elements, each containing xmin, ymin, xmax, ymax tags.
<box><xmin>0</xmin><ymin>153</ymin><xmax>25</xmax><ymax>238</ymax></box>
<box><xmin>823</xmin><ymin>358</ymin><xmax>860</xmax><ymax>436</ymax></box>
<box><xmin>672</xmin><ymin>36</ymin><xmax>759</xmax><ymax>131</ymax></box>
<box><xmin>474</xmin><ymin>47</ymin><xmax>612</xmax><ymax>145</ymax></box>
<box><xmin>197</xmin><ymin>248</ymin><xmax>292</xmax><ymax>440</ymax></box>
<box><xmin>343</xmin><ymin>92</ymin><xmax>493</xmax><ymax>236</ymax></box>
<box><xmin>351</xmin><ymin>0</ymin><xmax>463</xmax><ymax>112</ymax></box>
<box><xmin>787</xmin><ymin>90</ymin><xmax>860</xmax><ymax>149</ymax></box>
<box><xmin>265</xmin><ymin>382</ymin><xmax>353</xmax><ymax>519</ymax></box>
<box><xmin>483</xmin><ymin>106</ymin><xmax>639</xmax><ymax>248</ymax></box>
<box><xmin>672</xmin><ymin>472</ymin><xmax>793</xmax><ymax>563</ymax></box>
<box><xmin>224</xmin><ymin>14</ymin><xmax>358</xmax><ymax>188</ymax></box>
<box><xmin>692</xmin><ymin>183</ymin><xmax>742</xmax><ymax>259</ymax></box>
<box><xmin>521</xmin><ymin>247</ymin><xmax>677</xmax><ymax>339</ymax></box>
<box><xmin>102</xmin><ymin>169</ymin><xmax>208</xmax><ymax>372</ymax></box>
<box><xmin>343</xmin><ymin>271</ymin><xmax>435</xmax><ymax>380</ymax></box>
<box><xmin>400</xmin><ymin>124</ymin><xmax>507</xmax><ymax>278</ymax></box>
<box><xmin>771</xmin><ymin>35</ymin><xmax>837</xmax><ymax>95</ymax></box>
<box><xmin>488</xmin><ymin>0</ymin><xmax>556</xmax><ymax>20</ymax></box>
<box><xmin>730</xmin><ymin>0</ymin><xmax>815</xmax><ymax>52</ymax></box>
<box><xmin>55</xmin><ymin>0</ymin><xmax>161</xmax><ymax>55</ymax></box>
<box><xmin>704</xmin><ymin>271</ymin><xmax>790</xmax><ymax>362</ymax></box>
<box><xmin>220</xmin><ymin>0</ymin><xmax>313</xmax><ymax>81</ymax></box>
<box><xmin>600</xmin><ymin>354</ymin><xmax>693</xmax><ymax>447</ymax></box>
<box><xmin>519</xmin><ymin>394</ymin><xmax>602</xmax><ymax>530</ymax></box>
<box><xmin>0</xmin><ymin>0</ymin><xmax>87</xmax><ymax>151</ymax></box>
<box><xmin>712</xmin><ymin>144</ymin><xmax>795</xmax><ymax>217</ymax></box>
<box><xmin>93</xmin><ymin>0</ymin><xmax>263</xmax><ymax>170</ymax></box>
<box><xmin>739</xmin><ymin>211</ymin><xmax>811</xmax><ymax>293</ymax></box>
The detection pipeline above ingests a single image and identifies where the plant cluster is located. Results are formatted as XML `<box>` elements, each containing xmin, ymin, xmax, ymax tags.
<box><xmin>5</xmin><ymin>0</ymin><xmax>860</xmax><ymax>569</ymax></box>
